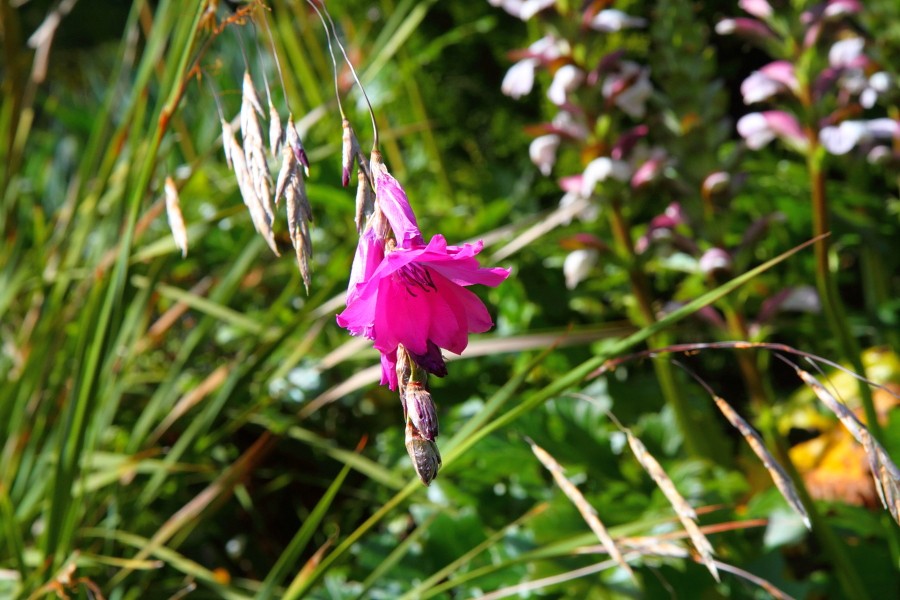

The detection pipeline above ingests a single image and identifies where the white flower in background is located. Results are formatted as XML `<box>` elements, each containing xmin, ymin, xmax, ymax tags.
<box><xmin>819</xmin><ymin>119</ymin><xmax>899</xmax><ymax>155</ymax></box>
<box><xmin>551</xmin><ymin>110</ymin><xmax>589</xmax><ymax>139</ymax></box>
<box><xmin>828</xmin><ymin>37</ymin><xmax>865</xmax><ymax>67</ymax></box>
<box><xmin>559</xmin><ymin>190</ymin><xmax>599</xmax><ymax>224</ymax></box>
<box><xmin>547</xmin><ymin>64</ymin><xmax>584</xmax><ymax>105</ymax></box>
<box><xmin>861</xmin><ymin>72</ymin><xmax>891</xmax><ymax>109</ymax></box>
<box><xmin>581</xmin><ymin>157</ymin><xmax>631</xmax><ymax>195</ymax></box>
<box><xmin>529</xmin><ymin>134</ymin><xmax>560</xmax><ymax>176</ymax></box>
<box><xmin>602</xmin><ymin>61</ymin><xmax>652</xmax><ymax>119</ymax></box>
<box><xmin>563</xmin><ymin>249</ymin><xmax>598</xmax><ymax>289</ymax></box>
<box><xmin>500</xmin><ymin>35</ymin><xmax>566</xmax><ymax>99</ymax></box>
<box><xmin>502</xmin><ymin>58</ymin><xmax>538</xmax><ymax>98</ymax></box>
<box><xmin>589</xmin><ymin>9</ymin><xmax>646</xmax><ymax>32</ymax></box>
<box><xmin>489</xmin><ymin>0</ymin><xmax>556</xmax><ymax>20</ymax></box>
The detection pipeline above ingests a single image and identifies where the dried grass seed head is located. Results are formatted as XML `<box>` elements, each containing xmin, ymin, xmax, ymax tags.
<box><xmin>164</xmin><ymin>176</ymin><xmax>188</xmax><ymax>258</ymax></box>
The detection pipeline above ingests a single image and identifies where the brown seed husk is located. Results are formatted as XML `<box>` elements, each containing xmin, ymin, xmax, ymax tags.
<box><xmin>405</xmin><ymin>421</ymin><xmax>441</xmax><ymax>486</ymax></box>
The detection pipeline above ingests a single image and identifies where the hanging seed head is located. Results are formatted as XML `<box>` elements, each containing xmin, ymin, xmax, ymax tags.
<box><xmin>285</xmin><ymin>114</ymin><xmax>310</xmax><ymax>177</ymax></box>
<box><xmin>341</xmin><ymin>118</ymin><xmax>361</xmax><ymax>187</ymax></box>
<box><xmin>268</xmin><ymin>102</ymin><xmax>283</xmax><ymax>158</ymax></box>
<box><xmin>221</xmin><ymin>119</ymin><xmax>234</xmax><ymax>169</ymax></box>
<box><xmin>354</xmin><ymin>166</ymin><xmax>374</xmax><ymax>233</ymax></box>
<box><xmin>241</xmin><ymin>71</ymin><xmax>264</xmax><ymax>118</ymax></box>
<box><xmin>285</xmin><ymin>167</ymin><xmax>313</xmax><ymax>292</ymax></box>
<box><xmin>164</xmin><ymin>176</ymin><xmax>188</xmax><ymax>258</ymax></box>
<box><xmin>225</xmin><ymin>126</ymin><xmax>279</xmax><ymax>255</ymax></box>
<box><xmin>241</xmin><ymin>92</ymin><xmax>274</xmax><ymax>225</ymax></box>
<box><xmin>405</xmin><ymin>421</ymin><xmax>442</xmax><ymax>486</ymax></box>
<box><xmin>405</xmin><ymin>381</ymin><xmax>438</xmax><ymax>441</ymax></box>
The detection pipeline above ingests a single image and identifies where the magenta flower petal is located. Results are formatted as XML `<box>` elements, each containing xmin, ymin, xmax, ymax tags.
<box><xmin>375</xmin><ymin>172</ymin><xmax>424</xmax><ymax>248</ymax></box>
<box><xmin>380</xmin><ymin>350</ymin><xmax>398</xmax><ymax>389</ymax></box>
<box><xmin>337</xmin><ymin>232</ymin><xmax>510</xmax><ymax>388</ymax></box>
<box><xmin>407</xmin><ymin>341</ymin><xmax>447</xmax><ymax>377</ymax></box>
<box><xmin>346</xmin><ymin>226</ymin><xmax>385</xmax><ymax>305</ymax></box>
<box><xmin>340</xmin><ymin>169</ymin><xmax>510</xmax><ymax>390</ymax></box>
<box><xmin>372</xmin><ymin>275</ymin><xmax>432</xmax><ymax>355</ymax></box>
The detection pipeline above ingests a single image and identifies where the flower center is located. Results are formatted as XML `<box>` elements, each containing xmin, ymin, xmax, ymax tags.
<box><xmin>397</xmin><ymin>262</ymin><xmax>437</xmax><ymax>297</ymax></box>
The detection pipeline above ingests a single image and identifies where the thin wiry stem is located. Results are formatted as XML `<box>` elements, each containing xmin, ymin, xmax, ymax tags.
<box><xmin>203</xmin><ymin>70</ymin><xmax>226</xmax><ymax>123</ymax></box>
<box><xmin>317</xmin><ymin>1</ymin><xmax>379</xmax><ymax>149</ymax></box>
<box><xmin>305</xmin><ymin>0</ymin><xmax>346</xmax><ymax>120</ymax></box>
<box><xmin>257</xmin><ymin>4</ymin><xmax>287</xmax><ymax>102</ymax></box>
<box><xmin>249</xmin><ymin>19</ymin><xmax>274</xmax><ymax>108</ymax></box>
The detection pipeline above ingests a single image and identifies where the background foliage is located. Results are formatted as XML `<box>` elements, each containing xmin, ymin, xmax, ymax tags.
<box><xmin>1</xmin><ymin>0</ymin><xmax>899</xmax><ymax>598</ymax></box>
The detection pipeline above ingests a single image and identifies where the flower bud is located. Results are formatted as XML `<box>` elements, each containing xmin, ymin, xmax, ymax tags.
<box><xmin>405</xmin><ymin>382</ymin><xmax>438</xmax><ymax>441</ymax></box>
<box><xmin>701</xmin><ymin>172</ymin><xmax>731</xmax><ymax>199</ymax></box>
<box><xmin>699</xmin><ymin>248</ymin><xmax>733</xmax><ymax>278</ymax></box>
<box><xmin>405</xmin><ymin>421</ymin><xmax>442</xmax><ymax>486</ymax></box>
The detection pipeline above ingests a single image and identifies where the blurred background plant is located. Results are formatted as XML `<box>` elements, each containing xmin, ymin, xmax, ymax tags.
<box><xmin>0</xmin><ymin>0</ymin><xmax>898</xmax><ymax>598</ymax></box>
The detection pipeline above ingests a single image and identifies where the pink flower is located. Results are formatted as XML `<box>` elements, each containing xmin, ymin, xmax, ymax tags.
<box><xmin>338</xmin><ymin>171</ymin><xmax>510</xmax><ymax>389</ymax></box>
<box><xmin>737</xmin><ymin>111</ymin><xmax>808</xmax><ymax>153</ymax></box>
<box><xmin>611</xmin><ymin>125</ymin><xmax>648</xmax><ymax>160</ymax></box>
<box><xmin>739</xmin><ymin>0</ymin><xmax>773</xmax><ymax>19</ymax></box>
<box><xmin>698</xmin><ymin>248</ymin><xmax>733</xmax><ymax>277</ymax></box>
<box><xmin>741</xmin><ymin>61</ymin><xmax>799</xmax><ymax>104</ymax></box>
<box><xmin>715</xmin><ymin>17</ymin><xmax>777</xmax><ymax>42</ymax></box>
<box><xmin>631</xmin><ymin>150</ymin><xmax>668</xmax><ymax>189</ymax></box>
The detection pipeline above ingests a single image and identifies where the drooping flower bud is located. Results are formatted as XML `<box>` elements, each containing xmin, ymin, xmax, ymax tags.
<box><xmin>701</xmin><ymin>172</ymin><xmax>731</xmax><ymax>200</ymax></box>
<box><xmin>341</xmin><ymin>118</ymin><xmax>359</xmax><ymax>187</ymax></box>
<box><xmin>405</xmin><ymin>421</ymin><xmax>442</xmax><ymax>486</ymax></box>
<box><xmin>405</xmin><ymin>381</ymin><xmax>438</xmax><ymax>441</ymax></box>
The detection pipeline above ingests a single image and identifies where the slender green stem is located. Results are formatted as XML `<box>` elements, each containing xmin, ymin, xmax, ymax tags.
<box><xmin>608</xmin><ymin>198</ymin><xmax>718</xmax><ymax>460</ymax></box>
<box><xmin>806</xmin><ymin>148</ymin><xmax>881</xmax><ymax>441</ymax></box>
